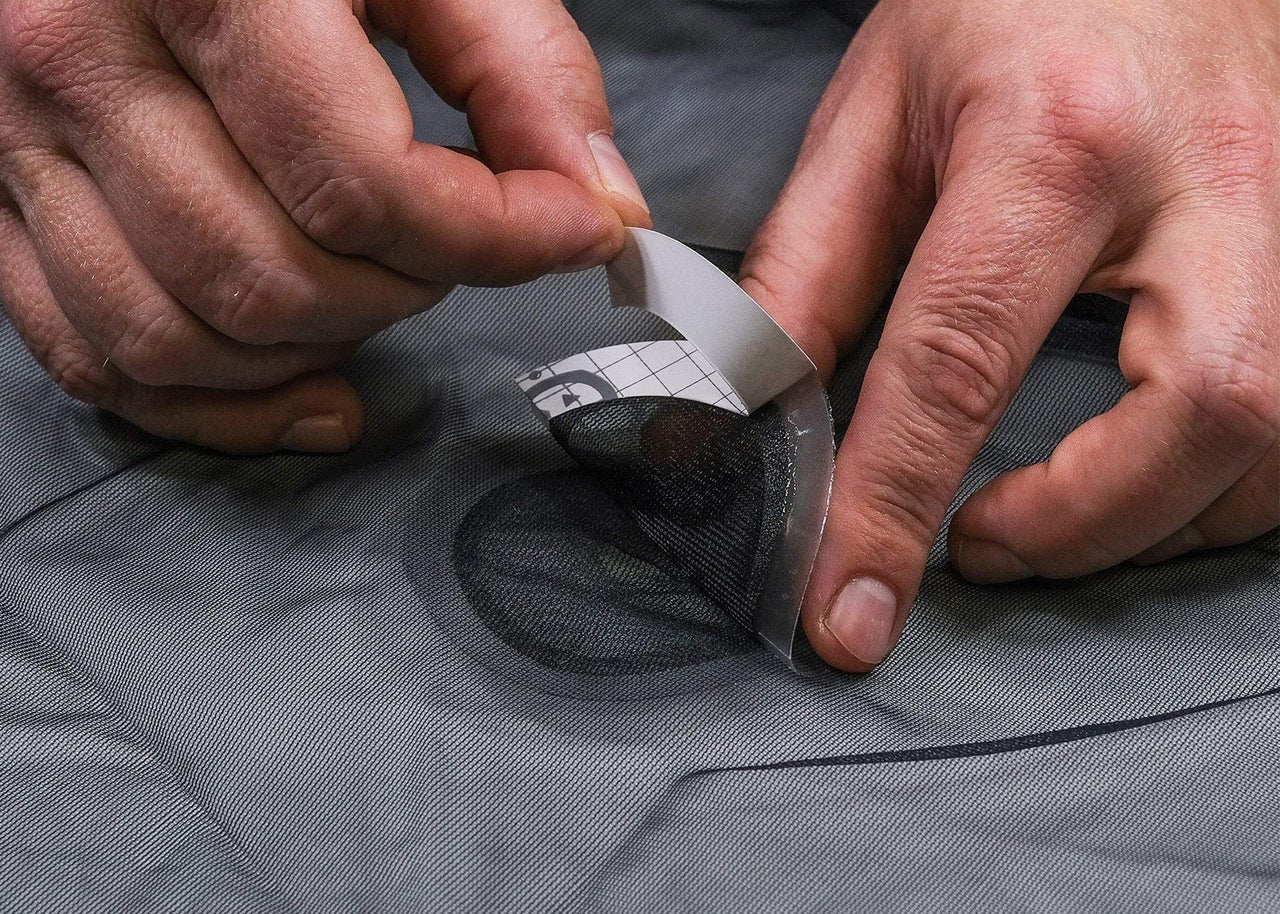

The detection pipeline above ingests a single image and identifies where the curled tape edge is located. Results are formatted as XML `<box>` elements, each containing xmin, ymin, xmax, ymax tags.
<box><xmin>605</xmin><ymin>229</ymin><xmax>815</xmax><ymax>412</ymax></box>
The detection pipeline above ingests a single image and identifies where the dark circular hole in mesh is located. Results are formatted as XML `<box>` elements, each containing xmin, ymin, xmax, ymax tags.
<box><xmin>453</xmin><ymin>469</ymin><xmax>755</xmax><ymax>676</ymax></box>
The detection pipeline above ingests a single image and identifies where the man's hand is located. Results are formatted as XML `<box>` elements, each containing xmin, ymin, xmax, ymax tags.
<box><xmin>0</xmin><ymin>0</ymin><xmax>648</xmax><ymax>453</ymax></box>
<box><xmin>741</xmin><ymin>0</ymin><xmax>1280</xmax><ymax>670</ymax></box>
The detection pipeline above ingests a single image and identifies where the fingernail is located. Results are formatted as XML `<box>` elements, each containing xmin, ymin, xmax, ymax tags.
<box><xmin>953</xmin><ymin>536</ymin><xmax>1034</xmax><ymax>584</ymax></box>
<box><xmin>1133</xmin><ymin>525</ymin><xmax>1206</xmax><ymax>566</ymax></box>
<box><xmin>588</xmin><ymin>132</ymin><xmax>648</xmax><ymax>215</ymax></box>
<box><xmin>822</xmin><ymin>577</ymin><xmax>899</xmax><ymax>667</ymax></box>
<box><xmin>553</xmin><ymin>239</ymin><xmax>618</xmax><ymax>274</ymax></box>
<box><xmin>278</xmin><ymin>413</ymin><xmax>352</xmax><ymax>453</ymax></box>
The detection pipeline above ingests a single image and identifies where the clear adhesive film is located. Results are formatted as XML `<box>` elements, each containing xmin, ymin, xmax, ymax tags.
<box><xmin>517</xmin><ymin>229</ymin><xmax>833</xmax><ymax>672</ymax></box>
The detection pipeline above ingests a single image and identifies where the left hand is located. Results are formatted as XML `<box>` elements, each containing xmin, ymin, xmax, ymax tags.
<box><xmin>740</xmin><ymin>0</ymin><xmax>1280</xmax><ymax>671</ymax></box>
<box><xmin>0</xmin><ymin>0</ymin><xmax>646</xmax><ymax>453</ymax></box>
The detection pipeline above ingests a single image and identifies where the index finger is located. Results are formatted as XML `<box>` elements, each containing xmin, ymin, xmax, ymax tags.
<box><xmin>151</xmin><ymin>0</ymin><xmax>624</xmax><ymax>284</ymax></box>
<box><xmin>804</xmin><ymin>139</ymin><xmax>1114</xmax><ymax>671</ymax></box>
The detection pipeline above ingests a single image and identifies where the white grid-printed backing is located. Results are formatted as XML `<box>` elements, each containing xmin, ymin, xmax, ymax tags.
<box><xmin>517</xmin><ymin>340</ymin><xmax>748</xmax><ymax>420</ymax></box>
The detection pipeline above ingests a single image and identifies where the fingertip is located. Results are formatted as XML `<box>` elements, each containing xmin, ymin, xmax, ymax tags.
<box><xmin>949</xmin><ymin>468</ymin><xmax>1023</xmax><ymax>543</ymax></box>
<box><xmin>947</xmin><ymin>476</ymin><xmax>1039</xmax><ymax>583</ymax></box>
<box><xmin>738</xmin><ymin>265</ymin><xmax>844</xmax><ymax>383</ymax></box>
<box><xmin>271</xmin><ymin>370</ymin><xmax>365</xmax><ymax>454</ymax></box>
<box><xmin>118</xmin><ymin>370</ymin><xmax>366</xmax><ymax>456</ymax></box>
<box><xmin>620</xmin><ymin>201</ymin><xmax>654</xmax><ymax>232</ymax></box>
<box><xmin>948</xmin><ymin>530</ymin><xmax>1035</xmax><ymax>585</ymax></box>
<box><xmin>802</xmin><ymin>577</ymin><xmax>901</xmax><ymax>673</ymax></box>
<box><xmin>552</xmin><ymin>235</ymin><xmax>623</xmax><ymax>274</ymax></box>
<box><xmin>586</xmin><ymin>132</ymin><xmax>651</xmax><ymax>228</ymax></box>
<box><xmin>277</xmin><ymin>413</ymin><xmax>356</xmax><ymax>454</ymax></box>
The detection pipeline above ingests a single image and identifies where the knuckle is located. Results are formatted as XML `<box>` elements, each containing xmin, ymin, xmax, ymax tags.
<box><xmin>1031</xmin><ymin>57</ymin><xmax>1138</xmax><ymax>153</ymax></box>
<box><xmin>1197</xmin><ymin>102</ymin><xmax>1277</xmax><ymax>192</ymax></box>
<box><xmin>534</xmin><ymin>18</ymin><xmax>594</xmax><ymax>65</ymax></box>
<box><xmin>445</xmin><ymin>18</ymin><xmax>598</xmax><ymax>108</ymax></box>
<box><xmin>1171</xmin><ymin>349</ymin><xmax>1280</xmax><ymax>457</ymax></box>
<box><xmin>218</xmin><ymin>261</ymin><xmax>311</xmax><ymax>345</ymax></box>
<box><xmin>897</xmin><ymin>290</ymin><xmax>1019</xmax><ymax>431</ymax></box>
<box><xmin>286</xmin><ymin>165</ymin><xmax>384</xmax><ymax>255</ymax></box>
<box><xmin>109</xmin><ymin>309</ymin><xmax>189</xmax><ymax>387</ymax></box>
<box><xmin>532</xmin><ymin>24</ymin><xmax>604</xmax><ymax>100</ymax></box>
<box><xmin>997</xmin><ymin>55</ymin><xmax>1138</xmax><ymax>197</ymax></box>
<box><xmin>47</xmin><ymin>347</ymin><xmax>116</xmax><ymax>404</ymax></box>
<box><xmin>0</xmin><ymin>0</ymin><xmax>102</xmax><ymax>95</ymax></box>
<box><xmin>740</xmin><ymin>245</ymin><xmax>842</xmax><ymax>374</ymax></box>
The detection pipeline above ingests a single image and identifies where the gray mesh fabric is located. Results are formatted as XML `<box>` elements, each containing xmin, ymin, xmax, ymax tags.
<box><xmin>1</xmin><ymin>2</ymin><xmax>1277</xmax><ymax>912</ymax></box>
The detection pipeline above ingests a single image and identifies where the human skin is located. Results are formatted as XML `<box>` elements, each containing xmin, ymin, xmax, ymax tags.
<box><xmin>0</xmin><ymin>1</ymin><xmax>1275</xmax><ymax>672</ymax></box>
<box><xmin>0</xmin><ymin>0</ymin><xmax>650</xmax><ymax>453</ymax></box>
<box><xmin>739</xmin><ymin>0</ymin><xmax>1280</xmax><ymax>670</ymax></box>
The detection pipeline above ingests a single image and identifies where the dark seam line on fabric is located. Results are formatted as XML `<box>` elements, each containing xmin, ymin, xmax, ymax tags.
<box><xmin>0</xmin><ymin>447</ymin><xmax>171</xmax><ymax>547</ymax></box>
<box><xmin>703</xmin><ymin>686</ymin><xmax>1280</xmax><ymax>774</ymax></box>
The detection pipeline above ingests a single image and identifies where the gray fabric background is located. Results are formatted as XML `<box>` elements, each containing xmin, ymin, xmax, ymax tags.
<box><xmin>1</xmin><ymin>2</ymin><xmax>1276</xmax><ymax>911</ymax></box>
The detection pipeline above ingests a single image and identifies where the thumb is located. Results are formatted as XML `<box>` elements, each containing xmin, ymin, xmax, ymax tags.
<box><xmin>372</xmin><ymin>0</ymin><xmax>651</xmax><ymax>229</ymax></box>
<box><xmin>116</xmin><ymin>370</ymin><xmax>366</xmax><ymax>456</ymax></box>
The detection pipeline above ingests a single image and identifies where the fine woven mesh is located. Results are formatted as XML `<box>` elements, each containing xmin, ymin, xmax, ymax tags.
<box><xmin>548</xmin><ymin>398</ymin><xmax>794</xmax><ymax>632</ymax></box>
<box><xmin>0</xmin><ymin>5</ymin><xmax>1276</xmax><ymax>912</ymax></box>
<box><xmin>454</xmin><ymin>469</ymin><xmax>754</xmax><ymax>676</ymax></box>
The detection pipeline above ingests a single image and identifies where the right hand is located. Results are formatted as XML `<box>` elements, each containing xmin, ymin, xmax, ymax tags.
<box><xmin>0</xmin><ymin>0</ymin><xmax>649</xmax><ymax>453</ymax></box>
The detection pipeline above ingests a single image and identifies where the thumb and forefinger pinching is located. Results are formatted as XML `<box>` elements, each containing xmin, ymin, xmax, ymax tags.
<box><xmin>152</xmin><ymin>0</ymin><xmax>648</xmax><ymax>287</ymax></box>
<box><xmin>0</xmin><ymin>0</ymin><xmax>648</xmax><ymax>455</ymax></box>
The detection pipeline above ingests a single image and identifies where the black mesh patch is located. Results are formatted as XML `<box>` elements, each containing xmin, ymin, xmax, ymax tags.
<box><xmin>547</xmin><ymin>397</ymin><xmax>795</xmax><ymax>631</ymax></box>
<box><xmin>453</xmin><ymin>469</ymin><xmax>755</xmax><ymax>676</ymax></box>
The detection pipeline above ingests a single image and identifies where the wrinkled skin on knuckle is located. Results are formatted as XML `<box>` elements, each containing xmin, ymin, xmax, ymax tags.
<box><xmin>0</xmin><ymin>0</ymin><xmax>86</xmax><ymax>87</ymax></box>
<box><xmin>1173</xmin><ymin>0</ymin><xmax>1280</xmax><ymax>195</ymax></box>
<box><xmin>977</xmin><ymin>54</ymin><xmax>1148</xmax><ymax>210</ymax></box>
<box><xmin>1035</xmin><ymin>52</ymin><xmax>1143</xmax><ymax>149</ymax></box>
<box><xmin>739</xmin><ymin>240</ymin><xmax>845</xmax><ymax>378</ymax></box>
<box><xmin>1188</xmin><ymin>100</ymin><xmax>1278</xmax><ymax>201</ymax></box>
<box><xmin>0</xmin><ymin>0</ymin><xmax>144</xmax><ymax>115</ymax></box>
<box><xmin>109</xmin><ymin>307</ymin><xmax>189</xmax><ymax>387</ymax></box>
<box><xmin>286</xmin><ymin>163</ymin><xmax>386</xmax><ymax>257</ymax></box>
<box><xmin>435</xmin><ymin>13</ymin><xmax>596</xmax><ymax>107</ymax></box>
<box><xmin>1168</xmin><ymin>349</ymin><xmax>1280</xmax><ymax>462</ymax></box>
<box><xmin>512</xmin><ymin>26</ymin><xmax>604</xmax><ymax>120</ymax></box>
<box><xmin>895</xmin><ymin>285</ymin><xmax>1021</xmax><ymax>432</ymax></box>
<box><xmin>858</xmin><ymin>454</ymin><xmax>948</xmax><ymax>552</ymax></box>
